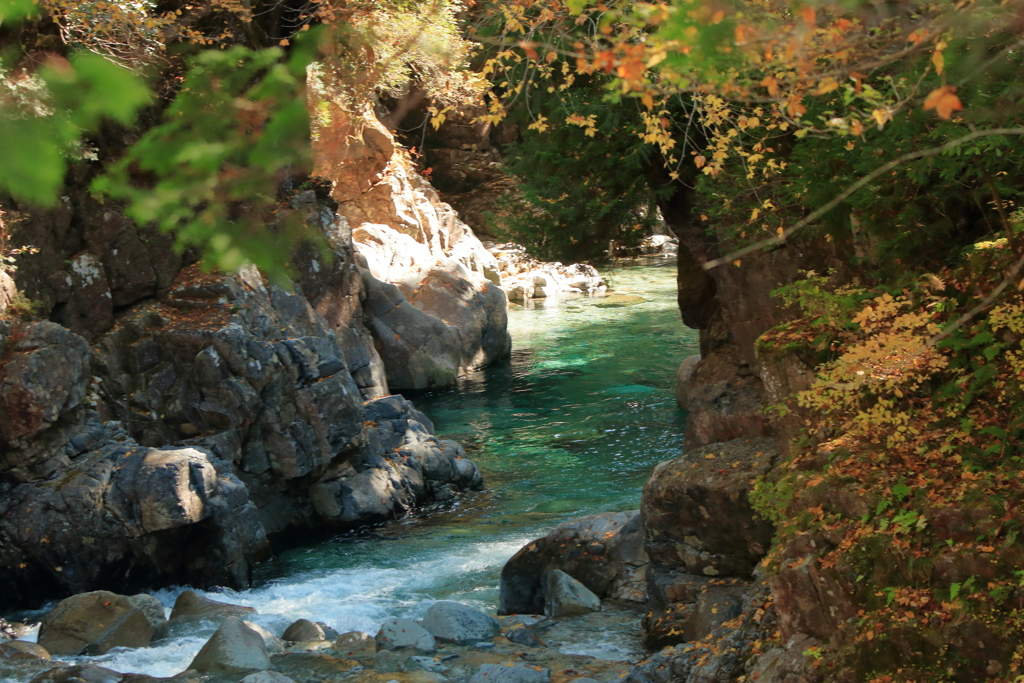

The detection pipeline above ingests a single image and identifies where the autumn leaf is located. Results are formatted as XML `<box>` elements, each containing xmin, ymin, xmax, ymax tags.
<box><xmin>923</xmin><ymin>86</ymin><xmax>963</xmax><ymax>120</ymax></box>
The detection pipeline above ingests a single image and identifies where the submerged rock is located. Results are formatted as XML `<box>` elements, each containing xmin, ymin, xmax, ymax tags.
<box><xmin>545</xmin><ymin>570</ymin><xmax>601</xmax><ymax>618</ymax></box>
<box><xmin>421</xmin><ymin>601</ymin><xmax>500</xmax><ymax>645</ymax></box>
<box><xmin>170</xmin><ymin>590</ymin><xmax>256</xmax><ymax>626</ymax></box>
<box><xmin>28</xmin><ymin>664</ymin><xmax>123</xmax><ymax>682</ymax></box>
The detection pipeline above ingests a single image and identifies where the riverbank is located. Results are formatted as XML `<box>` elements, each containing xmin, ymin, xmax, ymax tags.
<box><xmin>2</xmin><ymin>261</ymin><xmax>696</xmax><ymax>681</ymax></box>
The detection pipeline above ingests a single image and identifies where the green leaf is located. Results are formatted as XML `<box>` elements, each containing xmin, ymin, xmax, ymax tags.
<box><xmin>0</xmin><ymin>0</ymin><xmax>36</xmax><ymax>21</ymax></box>
<box><xmin>0</xmin><ymin>116</ymin><xmax>67</xmax><ymax>205</ymax></box>
<box><xmin>566</xmin><ymin>0</ymin><xmax>586</xmax><ymax>14</ymax></box>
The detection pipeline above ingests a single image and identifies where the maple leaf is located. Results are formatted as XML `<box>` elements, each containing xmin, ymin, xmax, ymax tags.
<box><xmin>923</xmin><ymin>86</ymin><xmax>963</xmax><ymax>120</ymax></box>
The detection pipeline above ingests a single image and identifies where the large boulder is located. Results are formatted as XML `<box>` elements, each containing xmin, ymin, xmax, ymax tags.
<box><xmin>37</xmin><ymin>591</ymin><xmax>159</xmax><ymax>656</ymax></box>
<box><xmin>188</xmin><ymin>616</ymin><xmax>271</xmax><ymax>674</ymax></box>
<box><xmin>499</xmin><ymin>510</ymin><xmax>648</xmax><ymax>615</ymax></box>
<box><xmin>361</xmin><ymin>270</ymin><xmax>462</xmax><ymax>390</ymax></box>
<box><xmin>398</xmin><ymin>261</ymin><xmax>511</xmax><ymax>373</ymax></box>
<box><xmin>642</xmin><ymin>438</ymin><xmax>777</xmax><ymax>579</ymax></box>
<box><xmin>421</xmin><ymin>601</ymin><xmax>500</xmax><ymax>645</ymax></box>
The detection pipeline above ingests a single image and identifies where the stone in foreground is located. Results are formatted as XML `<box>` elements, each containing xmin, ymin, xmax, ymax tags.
<box><xmin>375</xmin><ymin>618</ymin><xmax>436</xmax><ymax>653</ymax></box>
<box><xmin>37</xmin><ymin>591</ymin><xmax>156</xmax><ymax>656</ymax></box>
<box><xmin>189</xmin><ymin>616</ymin><xmax>270</xmax><ymax>674</ymax></box>
<box><xmin>421</xmin><ymin>601</ymin><xmax>500</xmax><ymax>645</ymax></box>
<box><xmin>335</xmin><ymin>631</ymin><xmax>377</xmax><ymax>655</ymax></box>
<box><xmin>281</xmin><ymin>618</ymin><xmax>325</xmax><ymax>643</ymax></box>
<box><xmin>240</xmin><ymin>671</ymin><xmax>296</xmax><ymax>683</ymax></box>
<box><xmin>544</xmin><ymin>570</ymin><xmax>600</xmax><ymax>618</ymax></box>
<box><xmin>468</xmin><ymin>663</ymin><xmax>551</xmax><ymax>683</ymax></box>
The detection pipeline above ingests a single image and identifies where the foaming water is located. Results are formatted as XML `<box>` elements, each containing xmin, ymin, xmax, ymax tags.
<box><xmin>10</xmin><ymin>261</ymin><xmax>697</xmax><ymax>677</ymax></box>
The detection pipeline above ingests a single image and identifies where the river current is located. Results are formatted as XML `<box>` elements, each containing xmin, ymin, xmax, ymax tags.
<box><xmin>13</xmin><ymin>259</ymin><xmax>698</xmax><ymax>678</ymax></box>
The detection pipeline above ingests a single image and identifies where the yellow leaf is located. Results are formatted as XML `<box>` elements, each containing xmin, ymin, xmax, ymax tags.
<box><xmin>923</xmin><ymin>86</ymin><xmax>963</xmax><ymax>120</ymax></box>
<box><xmin>641</xmin><ymin>92</ymin><xmax>654</xmax><ymax>110</ymax></box>
<box><xmin>776</xmin><ymin>226</ymin><xmax>784</xmax><ymax>238</ymax></box>
<box><xmin>750</xmin><ymin>207</ymin><xmax>760</xmax><ymax>222</ymax></box>
<box><xmin>871</xmin><ymin>108</ymin><xmax>891</xmax><ymax>129</ymax></box>
<box><xmin>816</xmin><ymin>77</ymin><xmax>839</xmax><ymax>95</ymax></box>
<box><xmin>694</xmin><ymin>155</ymin><xmax>706</xmax><ymax>168</ymax></box>
<box><xmin>845</xmin><ymin>140</ymin><xmax>855</xmax><ymax>151</ymax></box>
<box><xmin>932</xmin><ymin>49</ymin><xmax>944</xmax><ymax>76</ymax></box>
<box><xmin>545</xmin><ymin>51</ymin><xmax>558</xmax><ymax>63</ymax></box>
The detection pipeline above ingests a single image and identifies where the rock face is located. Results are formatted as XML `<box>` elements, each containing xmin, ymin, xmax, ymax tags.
<box><xmin>313</xmin><ymin>107</ymin><xmax>510</xmax><ymax>390</ymax></box>
<box><xmin>38</xmin><ymin>591</ymin><xmax>165</xmax><ymax>656</ymax></box>
<box><xmin>499</xmin><ymin>510</ymin><xmax>648</xmax><ymax>615</ymax></box>
<box><xmin>639</xmin><ymin>438</ymin><xmax>777</xmax><ymax>649</ymax></box>
<box><xmin>0</xmin><ymin>190</ymin><xmax>486</xmax><ymax>611</ymax></box>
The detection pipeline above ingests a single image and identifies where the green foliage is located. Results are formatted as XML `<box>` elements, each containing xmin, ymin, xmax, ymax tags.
<box><xmin>94</xmin><ymin>40</ymin><xmax>322</xmax><ymax>279</ymax></box>
<box><xmin>492</xmin><ymin>92</ymin><xmax>666</xmax><ymax>262</ymax></box>
<box><xmin>773</xmin><ymin>269</ymin><xmax>867</xmax><ymax>329</ymax></box>
<box><xmin>0</xmin><ymin>52</ymin><xmax>149</xmax><ymax>205</ymax></box>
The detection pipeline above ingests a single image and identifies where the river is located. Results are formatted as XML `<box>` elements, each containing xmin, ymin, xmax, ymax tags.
<box><xmin>13</xmin><ymin>259</ymin><xmax>698</xmax><ymax>678</ymax></box>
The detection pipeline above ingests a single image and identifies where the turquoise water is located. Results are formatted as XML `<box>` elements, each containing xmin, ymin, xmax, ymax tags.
<box><xmin>16</xmin><ymin>260</ymin><xmax>698</xmax><ymax>677</ymax></box>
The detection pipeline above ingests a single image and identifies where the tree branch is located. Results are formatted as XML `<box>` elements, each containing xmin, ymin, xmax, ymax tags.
<box><xmin>703</xmin><ymin>127</ymin><xmax>1024</xmax><ymax>271</ymax></box>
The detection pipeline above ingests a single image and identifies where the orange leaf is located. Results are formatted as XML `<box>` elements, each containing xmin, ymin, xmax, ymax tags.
<box><xmin>923</xmin><ymin>86</ymin><xmax>963</xmax><ymax>120</ymax></box>
<box><xmin>800</xmin><ymin>6</ymin><xmax>816</xmax><ymax>27</ymax></box>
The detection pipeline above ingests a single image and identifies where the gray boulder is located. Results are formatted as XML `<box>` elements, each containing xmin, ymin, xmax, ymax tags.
<box><xmin>421</xmin><ymin>601</ymin><xmax>500</xmax><ymax>645</ymax></box>
<box><xmin>545</xmin><ymin>570</ymin><xmax>601</xmax><ymax>618</ymax></box>
<box><xmin>374</xmin><ymin>618</ymin><xmax>436</xmax><ymax>653</ymax></box>
<box><xmin>468</xmin><ymin>663</ymin><xmax>551</xmax><ymax>683</ymax></box>
<box><xmin>188</xmin><ymin>616</ymin><xmax>270</xmax><ymax>674</ymax></box>
<box><xmin>242</xmin><ymin>621</ymin><xmax>285</xmax><ymax>654</ymax></box>
<box><xmin>38</xmin><ymin>591</ymin><xmax>155</xmax><ymax>656</ymax></box>
<box><xmin>281</xmin><ymin>618</ymin><xmax>325</xmax><ymax>643</ymax></box>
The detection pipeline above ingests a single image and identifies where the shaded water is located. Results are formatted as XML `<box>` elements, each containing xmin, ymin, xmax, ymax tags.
<box><xmin>12</xmin><ymin>260</ymin><xmax>699</xmax><ymax>677</ymax></box>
